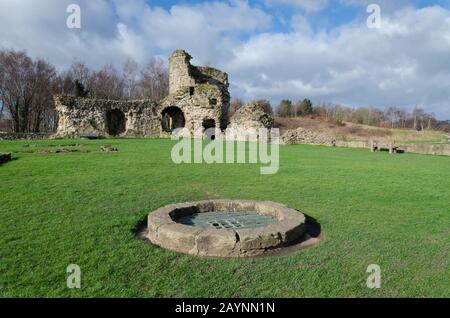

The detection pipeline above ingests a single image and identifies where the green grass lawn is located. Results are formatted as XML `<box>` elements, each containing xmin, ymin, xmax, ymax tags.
<box><xmin>0</xmin><ymin>138</ymin><xmax>449</xmax><ymax>297</ymax></box>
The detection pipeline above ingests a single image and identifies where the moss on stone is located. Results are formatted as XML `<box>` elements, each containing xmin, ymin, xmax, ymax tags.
<box><xmin>195</xmin><ymin>83</ymin><xmax>218</xmax><ymax>93</ymax></box>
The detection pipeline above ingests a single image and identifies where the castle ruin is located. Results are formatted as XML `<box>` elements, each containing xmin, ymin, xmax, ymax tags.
<box><xmin>55</xmin><ymin>50</ymin><xmax>232</xmax><ymax>138</ymax></box>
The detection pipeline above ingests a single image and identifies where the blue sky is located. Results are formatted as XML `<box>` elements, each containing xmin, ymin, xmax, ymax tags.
<box><xmin>1</xmin><ymin>0</ymin><xmax>450</xmax><ymax>119</ymax></box>
<box><xmin>151</xmin><ymin>0</ymin><xmax>345</xmax><ymax>25</ymax></box>
<box><xmin>142</xmin><ymin>0</ymin><xmax>450</xmax><ymax>31</ymax></box>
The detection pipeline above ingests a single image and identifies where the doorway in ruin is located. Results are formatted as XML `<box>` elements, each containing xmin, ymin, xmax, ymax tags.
<box><xmin>202</xmin><ymin>118</ymin><xmax>216</xmax><ymax>140</ymax></box>
<box><xmin>106</xmin><ymin>109</ymin><xmax>126</xmax><ymax>136</ymax></box>
<box><xmin>161</xmin><ymin>107</ymin><xmax>185</xmax><ymax>132</ymax></box>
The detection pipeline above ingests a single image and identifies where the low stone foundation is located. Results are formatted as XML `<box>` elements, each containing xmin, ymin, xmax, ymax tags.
<box><xmin>400</xmin><ymin>143</ymin><xmax>450</xmax><ymax>156</ymax></box>
<box><xmin>0</xmin><ymin>132</ymin><xmax>52</xmax><ymax>141</ymax></box>
<box><xmin>146</xmin><ymin>200</ymin><xmax>306</xmax><ymax>257</ymax></box>
<box><xmin>335</xmin><ymin>140</ymin><xmax>370</xmax><ymax>148</ymax></box>
<box><xmin>281</xmin><ymin>133</ymin><xmax>450</xmax><ymax>157</ymax></box>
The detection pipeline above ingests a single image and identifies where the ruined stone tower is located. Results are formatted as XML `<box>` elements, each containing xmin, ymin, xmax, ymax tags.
<box><xmin>54</xmin><ymin>49</ymin><xmax>230</xmax><ymax>137</ymax></box>
<box><xmin>169</xmin><ymin>50</ymin><xmax>196</xmax><ymax>95</ymax></box>
<box><xmin>161</xmin><ymin>49</ymin><xmax>230</xmax><ymax>133</ymax></box>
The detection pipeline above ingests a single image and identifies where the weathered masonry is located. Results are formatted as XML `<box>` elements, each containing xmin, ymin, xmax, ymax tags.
<box><xmin>54</xmin><ymin>49</ymin><xmax>230</xmax><ymax>137</ymax></box>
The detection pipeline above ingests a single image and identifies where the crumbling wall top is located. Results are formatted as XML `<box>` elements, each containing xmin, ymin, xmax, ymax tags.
<box><xmin>230</xmin><ymin>101</ymin><xmax>274</xmax><ymax>129</ymax></box>
<box><xmin>170</xmin><ymin>49</ymin><xmax>192</xmax><ymax>60</ymax></box>
<box><xmin>168</xmin><ymin>49</ymin><xmax>229</xmax><ymax>95</ymax></box>
<box><xmin>54</xmin><ymin>95</ymin><xmax>156</xmax><ymax>110</ymax></box>
<box><xmin>195</xmin><ymin>66</ymin><xmax>229</xmax><ymax>87</ymax></box>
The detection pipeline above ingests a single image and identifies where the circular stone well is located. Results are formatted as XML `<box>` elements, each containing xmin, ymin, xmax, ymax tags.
<box><xmin>146</xmin><ymin>200</ymin><xmax>306</xmax><ymax>257</ymax></box>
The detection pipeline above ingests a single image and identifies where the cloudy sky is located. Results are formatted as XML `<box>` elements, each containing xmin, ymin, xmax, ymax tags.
<box><xmin>1</xmin><ymin>0</ymin><xmax>450</xmax><ymax>119</ymax></box>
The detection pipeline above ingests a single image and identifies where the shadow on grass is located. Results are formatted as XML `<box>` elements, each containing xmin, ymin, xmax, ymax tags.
<box><xmin>0</xmin><ymin>155</ymin><xmax>17</xmax><ymax>166</ymax></box>
<box><xmin>304</xmin><ymin>214</ymin><xmax>321</xmax><ymax>238</ymax></box>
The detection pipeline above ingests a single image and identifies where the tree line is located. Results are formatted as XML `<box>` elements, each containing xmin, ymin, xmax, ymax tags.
<box><xmin>0</xmin><ymin>48</ymin><xmax>169</xmax><ymax>133</ymax></box>
<box><xmin>1</xmin><ymin>48</ymin><xmax>448</xmax><ymax>133</ymax></box>
<box><xmin>230</xmin><ymin>97</ymin><xmax>449</xmax><ymax>132</ymax></box>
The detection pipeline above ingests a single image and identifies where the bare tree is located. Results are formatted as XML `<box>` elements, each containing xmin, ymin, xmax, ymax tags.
<box><xmin>0</xmin><ymin>67</ymin><xmax>4</xmax><ymax>121</ymax></box>
<box><xmin>90</xmin><ymin>64</ymin><xmax>124</xmax><ymax>100</ymax></box>
<box><xmin>386</xmin><ymin>106</ymin><xmax>399</xmax><ymax>128</ymax></box>
<box><xmin>56</xmin><ymin>57</ymin><xmax>169</xmax><ymax>102</ymax></box>
<box><xmin>138</xmin><ymin>57</ymin><xmax>169</xmax><ymax>101</ymax></box>
<box><xmin>123</xmin><ymin>58</ymin><xmax>138</xmax><ymax>99</ymax></box>
<box><xmin>0</xmin><ymin>102</ymin><xmax>4</xmax><ymax>121</ymax></box>
<box><xmin>0</xmin><ymin>49</ymin><xmax>56</xmax><ymax>132</ymax></box>
<box><xmin>69</xmin><ymin>60</ymin><xmax>91</xmax><ymax>91</ymax></box>
<box><xmin>53</xmin><ymin>61</ymin><xmax>92</xmax><ymax>97</ymax></box>
<box><xmin>294</xmin><ymin>98</ymin><xmax>313</xmax><ymax>117</ymax></box>
<box><xmin>412</xmin><ymin>106</ymin><xmax>425</xmax><ymax>131</ymax></box>
<box><xmin>276</xmin><ymin>100</ymin><xmax>293</xmax><ymax>117</ymax></box>
<box><xmin>255</xmin><ymin>99</ymin><xmax>273</xmax><ymax>115</ymax></box>
<box><xmin>30</xmin><ymin>59</ymin><xmax>57</xmax><ymax>131</ymax></box>
<box><xmin>229</xmin><ymin>98</ymin><xmax>244</xmax><ymax>115</ymax></box>
<box><xmin>423</xmin><ymin>112</ymin><xmax>436</xmax><ymax>130</ymax></box>
<box><xmin>397</xmin><ymin>109</ymin><xmax>407</xmax><ymax>128</ymax></box>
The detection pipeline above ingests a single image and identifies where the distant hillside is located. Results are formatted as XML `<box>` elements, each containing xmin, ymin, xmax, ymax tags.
<box><xmin>274</xmin><ymin>116</ymin><xmax>449</xmax><ymax>144</ymax></box>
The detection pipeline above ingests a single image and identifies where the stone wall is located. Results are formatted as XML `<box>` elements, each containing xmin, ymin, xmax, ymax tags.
<box><xmin>280</xmin><ymin>127</ymin><xmax>335</xmax><ymax>146</ymax></box>
<box><xmin>400</xmin><ymin>143</ymin><xmax>450</xmax><ymax>156</ymax></box>
<box><xmin>55</xmin><ymin>96</ymin><xmax>159</xmax><ymax>137</ymax></box>
<box><xmin>335</xmin><ymin>140</ymin><xmax>370</xmax><ymax>148</ymax></box>
<box><xmin>0</xmin><ymin>132</ymin><xmax>52</xmax><ymax>140</ymax></box>
<box><xmin>280</xmin><ymin>132</ymin><xmax>450</xmax><ymax>157</ymax></box>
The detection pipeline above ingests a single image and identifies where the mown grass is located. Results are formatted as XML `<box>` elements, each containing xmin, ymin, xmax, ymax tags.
<box><xmin>0</xmin><ymin>138</ymin><xmax>449</xmax><ymax>297</ymax></box>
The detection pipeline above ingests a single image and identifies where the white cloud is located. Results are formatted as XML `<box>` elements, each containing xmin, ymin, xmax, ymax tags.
<box><xmin>0</xmin><ymin>0</ymin><xmax>271</xmax><ymax>68</ymax></box>
<box><xmin>134</xmin><ymin>0</ymin><xmax>272</xmax><ymax>65</ymax></box>
<box><xmin>0</xmin><ymin>0</ymin><xmax>137</xmax><ymax>68</ymax></box>
<box><xmin>291</xmin><ymin>14</ymin><xmax>313</xmax><ymax>33</ymax></box>
<box><xmin>265</xmin><ymin>0</ymin><xmax>329</xmax><ymax>12</ymax></box>
<box><xmin>227</xmin><ymin>6</ymin><xmax>450</xmax><ymax>119</ymax></box>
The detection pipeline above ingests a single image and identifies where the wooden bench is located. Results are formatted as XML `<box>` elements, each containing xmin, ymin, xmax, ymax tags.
<box><xmin>371</xmin><ymin>140</ymin><xmax>403</xmax><ymax>154</ymax></box>
<box><xmin>79</xmin><ymin>132</ymin><xmax>101</xmax><ymax>139</ymax></box>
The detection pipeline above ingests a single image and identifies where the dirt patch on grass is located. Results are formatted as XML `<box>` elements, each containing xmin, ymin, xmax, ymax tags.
<box><xmin>23</xmin><ymin>143</ymin><xmax>83</xmax><ymax>148</ymax></box>
<box><xmin>18</xmin><ymin>143</ymin><xmax>97</xmax><ymax>154</ymax></box>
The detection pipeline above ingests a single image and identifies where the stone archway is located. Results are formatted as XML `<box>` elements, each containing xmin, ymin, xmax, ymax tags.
<box><xmin>106</xmin><ymin>109</ymin><xmax>126</xmax><ymax>136</ymax></box>
<box><xmin>161</xmin><ymin>106</ymin><xmax>185</xmax><ymax>132</ymax></box>
<box><xmin>202</xmin><ymin>118</ymin><xmax>216</xmax><ymax>140</ymax></box>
